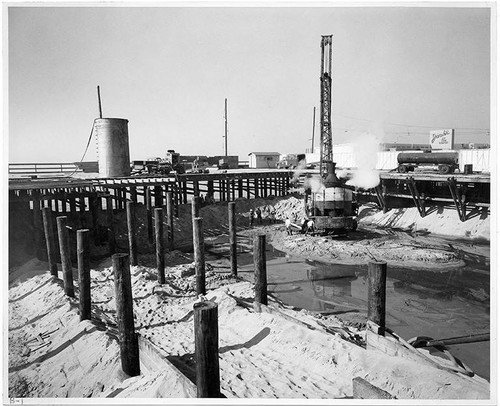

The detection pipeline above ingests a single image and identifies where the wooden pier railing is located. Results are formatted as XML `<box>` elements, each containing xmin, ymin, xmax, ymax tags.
<box><xmin>9</xmin><ymin>161</ymin><xmax>99</xmax><ymax>176</ymax></box>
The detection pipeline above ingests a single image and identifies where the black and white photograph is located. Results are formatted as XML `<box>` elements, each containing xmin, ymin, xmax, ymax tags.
<box><xmin>4</xmin><ymin>1</ymin><xmax>496</xmax><ymax>403</ymax></box>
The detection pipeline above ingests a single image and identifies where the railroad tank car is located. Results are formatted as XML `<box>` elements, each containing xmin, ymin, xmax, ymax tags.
<box><xmin>397</xmin><ymin>151</ymin><xmax>459</xmax><ymax>174</ymax></box>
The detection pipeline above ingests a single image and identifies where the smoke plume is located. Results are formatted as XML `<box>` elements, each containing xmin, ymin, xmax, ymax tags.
<box><xmin>345</xmin><ymin>131</ymin><xmax>381</xmax><ymax>190</ymax></box>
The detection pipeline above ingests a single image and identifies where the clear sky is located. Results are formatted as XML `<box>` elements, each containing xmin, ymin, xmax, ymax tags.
<box><xmin>8</xmin><ymin>4</ymin><xmax>491</xmax><ymax>163</ymax></box>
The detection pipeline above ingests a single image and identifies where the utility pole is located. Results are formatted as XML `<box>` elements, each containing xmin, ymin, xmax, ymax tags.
<box><xmin>224</xmin><ymin>98</ymin><xmax>228</xmax><ymax>156</ymax></box>
<box><xmin>311</xmin><ymin>106</ymin><xmax>316</xmax><ymax>152</ymax></box>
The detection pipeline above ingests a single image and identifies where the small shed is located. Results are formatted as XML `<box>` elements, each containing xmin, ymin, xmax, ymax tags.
<box><xmin>248</xmin><ymin>152</ymin><xmax>281</xmax><ymax>169</ymax></box>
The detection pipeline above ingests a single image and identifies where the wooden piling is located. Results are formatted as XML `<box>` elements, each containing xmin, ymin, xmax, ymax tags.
<box><xmin>119</xmin><ymin>188</ymin><xmax>126</xmax><ymax>210</ymax></box>
<box><xmin>126</xmin><ymin>201</ymin><xmax>138</xmax><ymax>266</ymax></box>
<box><xmin>246</xmin><ymin>179</ymin><xmax>251</xmax><ymax>198</ymax></box>
<box><xmin>163</xmin><ymin>184</ymin><xmax>169</xmax><ymax>207</ymax></box>
<box><xmin>42</xmin><ymin>207</ymin><xmax>58</xmax><ymax>277</ymax></box>
<box><xmin>79</xmin><ymin>195</ymin><xmax>86</xmax><ymax>228</ymax></box>
<box><xmin>228</xmin><ymin>202</ymin><xmax>237</xmax><ymax>276</ymax></box>
<box><xmin>77</xmin><ymin>229</ymin><xmax>91</xmax><ymax>321</ymax></box>
<box><xmin>182</xmin><ymin>181</ymin><xmax>188</xmax><ymax>204</ymax></box>
<box><xmin>254</xmin><ymin>234</ymin><xmax>267</xmax><ymax>306</ymax></box>
<box><xmin>105</xmin><ymin>195</ymin><xmax>116</xmax><ymax>255</ymax></box>
<box><xmin>207</xmin><ymin>180</ymin><xmax>214</xmax><ymax>202</ymax></box>
<box><xmin>69</xmin><ymin>192</ymin><xmax>77</xmax><ymax>223</ymax></box>
<box><xmin>90</xmin><ymin>193</ymin><xmax>99</xmax><ymax>244</ymax></box>
<box><xmin>154</xmin><ymin>208</ymin><xmax>165</xmax><ymax>284</ymax></box>
<box><xmin>56</xmin><ymin>216</ymin><xmax>75</xmax><ymax>297</ymax></box>
<box><xmin>32</xmin><ymin>190</ymin><xmax>44</xmax><ymax>260</ymax></box>
<box><xmin>130</xmin><ymin>186</ymin><xmax>137</xmax><ymax>203</ymax></box>
<box><xmin>61</xmin><ymin>192</ymin><xmax>67</xmax><ymax>214</ymax></box>
<box><xmin>166</xmin><ymin>191</ymin><xmax>174</xmax><ymax>250</ymax></box>
<box><xmin>254</xmin><ymin>178</ymin><xmax>259</xmax><ymax>198</ymax></box>
<box><xmin>145</xmin><ymin>187</ymin><xmax>153</xmax><ymax>244</ymax></box>
<box><xmin>112</xmin><ymin>253</ymin><xmax>141</xmax><ymax>377</ymax></box>
<box><xmin>368</xmin><ymin>261</ymin><xmax>387</xmax><ymax>334</ymax></box>
<box><xmin>154</xmin><ymin>185</ymin><xmax>162</xmax><ymax>207</ymax></box>
<box><xmin>192</xmin><ymin>196</ymin><xmax>200</xmax><ymax>220</ymax></box>
<box><xmin>194</xmin><ymin>300</ymin><xmax>221</xmax><ymax>398</ymax></box>
<box><xmin>238</xmin><ymin>178</ymin><xmax>243</xmax><ymax>198</ymax></box>
<box><xmin>174</xmin><ymin>183</ymin><xmax>180</xmax><ymax>217</ymax></box>
<box><xmin>193</xmin><ymin>217</ymin><xmax>206</xmax><ymax>296</ymax></box>
<box><xmin>220</xmin><ymin>179</ymin><xmax>225</xmax><ymax>202</ymax></box>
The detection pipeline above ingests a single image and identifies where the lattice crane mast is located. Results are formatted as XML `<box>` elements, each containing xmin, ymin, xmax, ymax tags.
<box><xmin>319</xmin><ymin>35</ymin><xmax>333</xmax><ymax>179</ymax></box>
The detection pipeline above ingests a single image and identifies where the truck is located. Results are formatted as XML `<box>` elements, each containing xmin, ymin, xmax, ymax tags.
<box><xmin>131</xmin><ymin>149</ymin><xmax>186</xmax><ymax>175</ymax></box>
<box><xmin>276</xmin><ymin>153</ymin><xmax>306</xmax><ymax>169</ymax></box>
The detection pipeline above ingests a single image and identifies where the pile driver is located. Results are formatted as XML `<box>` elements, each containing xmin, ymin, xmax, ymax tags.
<box><xmin>306</xmin><ymin>35</ymin><xmax>358</xmax><ymax>235</ymax></box>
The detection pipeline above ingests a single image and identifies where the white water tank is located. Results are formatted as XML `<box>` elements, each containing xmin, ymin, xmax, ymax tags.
<box><xmin>95</xmin><ymin>118</ymin><xmax>131</xmax><ymax>178</ymax></box>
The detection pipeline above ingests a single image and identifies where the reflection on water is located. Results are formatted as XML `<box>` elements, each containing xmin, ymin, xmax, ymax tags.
<box><xmin>209</xmin><ymin>235</ymin><xmax>490</xmax><ymax>381</ymax></box>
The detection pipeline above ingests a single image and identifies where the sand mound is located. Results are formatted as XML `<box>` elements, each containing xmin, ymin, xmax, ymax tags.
<box><xmin>358</xmin><ymin>204</ymin><xmax>490</xmax><ymax>240</ymax></box>
<box><xmin>8</xmin><ymin>257</ymin><xmax>489</xmax><ymax>400</ymax></box>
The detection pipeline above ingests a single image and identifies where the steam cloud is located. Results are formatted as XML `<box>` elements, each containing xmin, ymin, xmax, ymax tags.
<box><xmin>292</xmin><ymin>159</ymin><xmax>307</xmax><ymax>182</ymax></box>
<box><xmin>346</xmin><ymin>132</ymin><xmax>381</xmax><ymax>190</ymax></box>
<box><xmin>304</xmin><ymin>175</ymin><xmax>325</xmax><ymax>194</ymax></box>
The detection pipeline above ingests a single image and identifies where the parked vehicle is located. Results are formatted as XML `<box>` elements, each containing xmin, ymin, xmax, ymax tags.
<box><xmin>277</xmin><ymin>153</ymin><xmax>306</xmax><ymax>169</ymax></box>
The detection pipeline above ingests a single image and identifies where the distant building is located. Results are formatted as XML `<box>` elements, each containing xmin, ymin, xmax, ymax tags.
<box><xmin>248</xmin><ymin>152</ymin><xmax>281</xmax><ymax>169</ymax></box>
<box><xmin>207</xmin><ymin>155</ymin><xmax>239</xmax><ymax>169</ymax></box>
<box><xmin>380</xmin><ymin>143</ymin><xmax>430</xmax><ymax>151</ymax></box>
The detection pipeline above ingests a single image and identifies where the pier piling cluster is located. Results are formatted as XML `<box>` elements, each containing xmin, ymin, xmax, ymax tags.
<box><xmin>24</xmin><ymin>171</ymin><xmax>395</xmax><ymax>398</ymax></box>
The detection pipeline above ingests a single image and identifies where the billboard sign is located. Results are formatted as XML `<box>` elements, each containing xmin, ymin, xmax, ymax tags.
<box><xmin>430</xmin><ymin>129</ymin><xmax>454</xmax><ymax>150</ymax></box>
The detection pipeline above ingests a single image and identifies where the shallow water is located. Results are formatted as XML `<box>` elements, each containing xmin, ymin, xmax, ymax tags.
<box><xmin>207</xmin><ymin>233</ymin><xmax>491</xmax><ymax>381</ymax></box>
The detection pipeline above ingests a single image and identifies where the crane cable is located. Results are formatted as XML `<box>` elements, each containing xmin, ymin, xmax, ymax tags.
<box><xmin>67</xmin><ymin>121</ymin><xmax>96</xmax><ymax>177</ymax></box>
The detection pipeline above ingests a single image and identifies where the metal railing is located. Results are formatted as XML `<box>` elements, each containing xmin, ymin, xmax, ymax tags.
<box><xmin>8</xmin><ymin>162</ymin><xmax>81</xmax><ymax>176</ymax></box>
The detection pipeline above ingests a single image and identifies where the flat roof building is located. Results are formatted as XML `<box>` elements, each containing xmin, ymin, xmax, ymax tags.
<box><xmin>248</xmin><ymin>152</ymin><xmax>281</xmax><ymax>169</ymax></box>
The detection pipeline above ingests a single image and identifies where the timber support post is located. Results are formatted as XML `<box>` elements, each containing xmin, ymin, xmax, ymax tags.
<box><xmin>145</xmin><ymin>187</ymin><xmax>153</xmax><ymax>244</ymax></box>
<box><xmin>106</xmin><ymin>195</ymin><xmax>116</xmax><ymax>255</ymax></box>
<box><xmin>368</xmin><ymin>260</ymin><xmax>387</xmax><ymax>335</ymax></box>
<box><xmin>192</xmin><ymin>196</ymin><xmax>200</xmax><ymax>219</ymax></box>
<box><xmin>228</xmin><ymin>202</ymin><xmax>237</xmax><ymax>276</ymax></box>
<box><xmin>77</xmin><ymin>229</ymin><xmax>91</xmax><ymax>321</ymax></box>
<box><xmin>194</xmin><ymin>300</ymin><xmax>221</xmax><ymax>398</ymax></box>
<box><xmin>112</xmin><ymin>253</ymin><xmax>141</xmax><ymax>377</ymax></box>
<box><xmin>193</xmin><ymin>217</ymin><xmax>206</xmax><ymax>296</ymax></box>
<box><xmin>154</xmin><ymin>185</ymin><xmax>162</xmax><ymax>208</ymax></box>
<box><xmin>406</xmin><ymin>177</ymin><xmax>426</xmax><ymax>217</ymax></box>
<box><xmin>42</xmin><ymin>207</ymin><xmax>58</xmax><ymax>277</ymax></box>
<box><xmin>166</xmin><ymin>191</ymin><xmax>174</xmax><ymax>250</ymax></box>
<box><xmin>154</xmin><ymin>208</ymin><xmax>165</xmax><ymax>284</ymax></box>
<box><xmin>90</xmin><ymin>193</ymin><xmax>100</xmax><ymax>244</ymax></box>
<box><xmin>32</xmin><ymin>190</ymin><xmax>44</xmax><ymax>260</ymax></box>
<box><xmin>447</xmin><ymin>177</ymin><xmax>467</xmax><ymax>222</ymax></box>
<box><xmin>56</xmin><ymin>216</ymin><xmax>75</xmax><ymax>297</ymax></box>
<box><xmin>126</xmin><ymin>201</ymin><xmax>138</xmax><ymax>266</ymax></box>
<box><xmin>254</xmin><ymin>234</ymin><xmax>267</xmax><ymax>307</ymax></box>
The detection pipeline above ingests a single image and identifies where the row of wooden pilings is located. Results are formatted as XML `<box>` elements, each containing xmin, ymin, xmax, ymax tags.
<box><xmin>40</xmin><ymin>194</ymin><xmax>270</xmax><ymax>397</ymax></box>
<box><xmin>40</xmin><ymin>194</ymin><xmax>388</xmax><ymax>398</ymax></box>
<box><xmin>32</xmin><ymin>189</ymin><xmax>178</xmax><ymax>262</ymax></box>
<box><xmin>24</xmin><ymin>174</ymin><xmax>290</xmax><ymax>261</ymax></box>
<box><xmin>18</xmin><ymin>173</ymin><xmax>291</xmax><ymax>248</ymax></box>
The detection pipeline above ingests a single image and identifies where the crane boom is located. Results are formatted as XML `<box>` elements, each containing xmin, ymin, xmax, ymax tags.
<box><xmin>319</xmin><ymin>35</ymin><xmax>333</xmax><ymax>179</ymax></box>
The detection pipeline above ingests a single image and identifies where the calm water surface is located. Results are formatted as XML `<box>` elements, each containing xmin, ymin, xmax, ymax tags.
<box><xmin>207</xmin><ymin>234</ymin><xmax>490</xmax><ymax>381</ymax></box>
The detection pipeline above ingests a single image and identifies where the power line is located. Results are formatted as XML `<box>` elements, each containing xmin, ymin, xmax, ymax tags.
<box><xmin>333</xmin><ymin>113</ymin><xmax>490</xmax><ymax>131</ymax></box>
